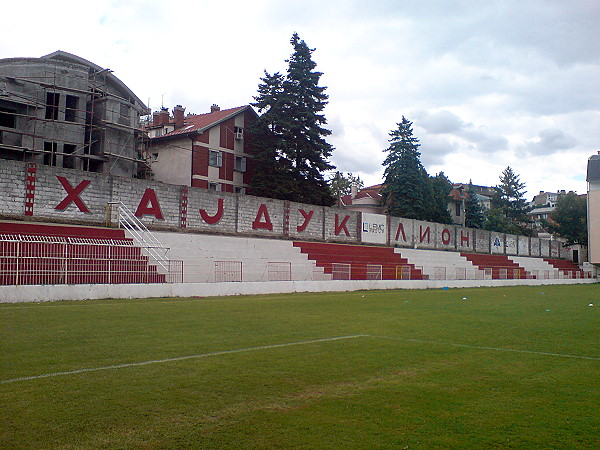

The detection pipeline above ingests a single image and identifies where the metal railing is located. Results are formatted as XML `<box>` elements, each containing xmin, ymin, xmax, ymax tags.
<box><xmin>0</xmin><ymin>234</ymin><xmax>183</xmax><ymax>285</ymax></box>
<box><xmin>108</xmin><ymin>201</ymin><xmax>171</xmax><ymax>273</ymax></box>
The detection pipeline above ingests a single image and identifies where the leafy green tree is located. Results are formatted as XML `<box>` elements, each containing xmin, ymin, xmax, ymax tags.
<box><xmin>426</xmin><ymin>172</ymin><xmax>453</xmax><ymax>224</ymax></box>
<box><xmin>328</xmin><ymin>171</ymin><xmax>364</xmax><ymax>199</ymax></box>
<box><xmin>544</xmin><ymin>193</ymin><xmax>587</xmax><ymax>244</ymax></box>
<box><xmin>249</xmin><ymin>33</ymin><xmax>335</xmax><ymax>206</ymax></box>
<box><xmin>484</xmin><ymin>167</ymin><xmax>532</xmax><ymax>235</ymax></box>
<box><xmin>483</xmin><ymin>207</ymin><xmax>518</xmax><ymax>234</ymax></box>
<box><xmin>381</xmin><ymin>117</ymin><xmax>429</xmax><ymax>219</ymax></box>
<box><xmin>464</xmin><ymin>181</ymin><xmax>484</xmax><ymax>228</ymax></box>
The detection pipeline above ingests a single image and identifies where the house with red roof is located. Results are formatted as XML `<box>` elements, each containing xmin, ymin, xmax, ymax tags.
<box><xmin>338</xmin><ymin>184</ymin><xmax>385</xmax><ymax>214</ymax></box>
<box><xmin>340</xmin><ymin>183</ymin><xmax>469</xmax><ymax>226</ymax></box>
<box><xmin>145</xmin><ymin>104</ymin><xmax>258</xmax><ymax>193</ymax></box>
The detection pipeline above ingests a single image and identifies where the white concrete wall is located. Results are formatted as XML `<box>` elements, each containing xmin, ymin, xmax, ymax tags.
<box><xmin>1</xmin><ymin>278</ymin><xmax>596</xmax><ymax>303</ymax></box>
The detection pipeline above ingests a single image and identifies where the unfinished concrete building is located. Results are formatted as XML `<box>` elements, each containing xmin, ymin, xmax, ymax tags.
<box><xmin>0</xmin><ymin>51</ymin><xmax>149</xmax><ymax>177</ymax></box>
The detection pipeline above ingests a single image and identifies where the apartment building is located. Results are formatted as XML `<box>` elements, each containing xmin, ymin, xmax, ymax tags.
<box><xmin>0</xmin><ymin>51</ymin><xmax>149</xmax><ymax>177</ymax></box>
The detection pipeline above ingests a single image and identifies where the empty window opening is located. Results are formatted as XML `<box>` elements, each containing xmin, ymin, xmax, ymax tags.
<box><xmin>119</xmin><ymin>103</ymin><xmax>130</xmax><ymax>126</ymax></box>
<box><xmin>208</xmin><ymin>182</ymin><xmax>222</xmax><ymax>191</ymax></box>
<box><xmin>43</xmin><ymin>142</ymin><xmax>58</xmax><ymax>166</ymax></box>
<box><xmin>62</xmin><ymin>144</ymin><xmax>77</xmax><ymax>169</ymax></box>
<box><xmin>45</xmin><ymin>92</ymin><xmax>60</xmax><ymax>120</ymax></box>
<box><xmin>0</xmin><ymin>107</ymin><xmax>16</xmax><ymax>128</ymax></box>
<box><xmin>65</xmin><ymin>95</ymin><xmax>78</xmax><ymax>122</ymax></box>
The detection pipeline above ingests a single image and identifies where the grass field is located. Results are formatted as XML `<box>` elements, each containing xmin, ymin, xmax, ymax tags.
<box><xmin>1</xmin><ymin>284</ymin><xmax>599</xmax><ymax>449</ymax></box>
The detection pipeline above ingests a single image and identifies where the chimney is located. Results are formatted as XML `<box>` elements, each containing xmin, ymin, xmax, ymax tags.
<box><xmin>152</xmin><ymin>107</ymin><xmax>170</xmax><ymax>126</ymax></box>
<box><xmin>350</xmin><ymin>183</ymin><xmax>358</xmax><ymax>198</ymax></box>
<box><xmin>152</xmin><ymin>110</ymin><xmax>162</xmax><ymax>126</ymax></box>
<box><xmin>210</xmin><ymin>104</ymin><xmax>220</xmax><ymax>113</ymax></box>
<box><xmin>173</xmin><ymin>105</ymin><xmax>185</xmax><ymax>129</ymax></box>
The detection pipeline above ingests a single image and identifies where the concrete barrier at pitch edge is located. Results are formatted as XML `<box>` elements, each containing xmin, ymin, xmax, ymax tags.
<box><xmin>0</xmin><ymin>278</ymin><xmax>596</xmax><ymax>303</ymax></box>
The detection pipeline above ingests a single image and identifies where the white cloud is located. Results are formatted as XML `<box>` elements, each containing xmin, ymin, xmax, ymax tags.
<box><xmin>1</xmin><ymin>0</ymin><xmax>598</xmax><ymax>199</ymax></box>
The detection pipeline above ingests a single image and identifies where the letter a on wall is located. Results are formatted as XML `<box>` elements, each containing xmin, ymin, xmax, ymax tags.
<box><xmin>135</xmin><ymin>189</ymin><xmax>164</xmax><ymax>219</ymax></box>
<box><xmin>252</xmin><ymin>204</ymin><xmax>273</xmax><ymax>231</ymax></box>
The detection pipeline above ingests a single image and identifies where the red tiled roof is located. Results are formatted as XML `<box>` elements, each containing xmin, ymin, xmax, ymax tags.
<box><xmin>355</xmin><ymin>184</ymin><xmax>382</xmax><ymax>199</ymax></box>
<box><xmin>150</xmin><ymin>105</ymin><xmax>255</xmax><ymax>140</ymax></box>
<box><xmin>339</xmin><ymin>184</ymin><xmax>383</xmax><ymax>206</ymax></box>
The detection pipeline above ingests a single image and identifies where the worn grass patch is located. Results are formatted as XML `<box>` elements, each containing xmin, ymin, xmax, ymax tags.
<box><xmin>1</xmin><ymin>284</ymin><xmax>599</xmax><ymax>448</ymax></box>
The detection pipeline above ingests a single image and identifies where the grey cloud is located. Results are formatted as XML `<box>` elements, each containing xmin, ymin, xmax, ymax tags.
<box><xmin>419</xmin><ymin>135</ymin><xmax>459</xmax><ymax>167</ymax></box>
<box><xmin>522</xmin><ymin>129</ymin><xmax>579</xmax><ymax>156</ymax></box>
<box><xmin>416</xmin><ymin>110</ymin><xmax>466</xmax><ymax>134</ymax></box>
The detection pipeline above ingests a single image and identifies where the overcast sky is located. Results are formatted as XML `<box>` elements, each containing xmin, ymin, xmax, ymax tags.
<box><xmin>2</xmin><ymin>0</ymin><xmax>598</xmax><ymax>200</ymax></box>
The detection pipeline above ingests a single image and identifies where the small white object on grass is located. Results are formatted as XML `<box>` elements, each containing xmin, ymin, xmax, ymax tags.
<box><xmin>462</xmin><ymin>297</ymin><xmax>467</xmax><ymax>300</ymax></box>
<box><xmin>589</xmin><ymin>303</ymin><xmax>594</xmax><ymax>307</ymax></box>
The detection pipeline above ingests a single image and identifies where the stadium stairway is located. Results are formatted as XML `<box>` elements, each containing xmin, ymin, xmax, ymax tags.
<box><xmin>543</xmin><ymin>258</ymin><xmax>588</xmax><ymax>279</ymax></box>
<box><xmin>0</xmin><ymin>221</ymin><xmax>166</xmax><ymax>285</ymax></box>
<box><xmin>460</xmin><ymin>253</ymin><xmax>531</xmax><ymax>279</ymax></box>
<box><xmin>396</xmin><ymin>248</ymin><xmax>483</xmax><ymax>280</ymax></box>
<box><xmin>152</xmin><ymin>231</ymin><xmax>326</xmax><ymax>282</ymax></box>
<box><xmin>293</xmin><ymin>241</ymin><xmax>425</xmax><ymax>280</ymax></box>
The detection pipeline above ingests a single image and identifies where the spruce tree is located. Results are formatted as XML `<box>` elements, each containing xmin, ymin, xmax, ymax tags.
<box><xmin>464</xmin><ymin>181</ymin><xmax>484</xmax><ymax>228</ymax></box>
<box><xmin>426</xmin><ymin>172</ymin><xmax>453</xmax><ymax>224</ymax></box>
<box><xmin>485</xmin><ymin>167</ymin><xmax>533</xmax><ymax>235</ymax></box>
<box><xmin>249</xmin><ymin>33</ymin><xmax>335</xmax><ymax>206</ymax></box>
<box><xmin>381</xmin><ymin>117</ymin><xmax>429</xmax><ymax>219</ymax></box>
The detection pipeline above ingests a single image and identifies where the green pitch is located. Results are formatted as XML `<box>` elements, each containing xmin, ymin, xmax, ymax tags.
<box><xmin>1</xmin><ymin>284</ymin><xmax>599</xmax><ymax>448</ymax></box>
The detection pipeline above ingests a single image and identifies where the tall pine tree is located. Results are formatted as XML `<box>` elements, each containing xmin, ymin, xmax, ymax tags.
<box><xmin>464</xmin><ymin>181</ymin><xmax>484</xmax><ymax>228</ymax></box>
<box><xmin>426</xmin><ymin>172</ymin><xmax>453</xmax><ymax>224</ymax></box>
<box><xmin>484</xmin><ymin>166</ymin><xmax>532</xmax><ymax>235</ymax></box>
<box><xmin>249</xmin><ymin>33</ymin><xmax>335</xmax><ymax>206</ymax></box>
<box><xmin>381</xmin><ymin>117</ymin><xmax>429</xmax><ymax>219</ymax></box>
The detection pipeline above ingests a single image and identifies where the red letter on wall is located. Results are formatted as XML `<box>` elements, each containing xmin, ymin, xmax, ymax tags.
<box><xmin>297</xmin><ymin>209</ymin><xmax>314</xmax><ymax>232</ymax></box>
<box><xmin>334</xmin><ymin>214</ymin><xmax>350</xmax><ymax>236</ymax></box>
<box><xmin>252</xmin><ymin>204</ymin><xmax>273</xmax><ymax>231</ymax></box>
<box><xmin>460</xmin><ymin>230</ymin><xmax>470</xmax><ymax>247</ymax></box>
<box><xmin>135</xmin><ymin>189</ymin><xmax>163</xmax><ymax>219</ymax></box>
<box><xmin>419</xmin><ymin>225</ymin><xmax>431</xmax><ymax>243</ymax></box>
<box><xmin>200</xmin><ymin>198</ymin><xmax>224</xmax><ymax>225</ymax></box>
<box><xmin>395</xmin><ymin>222</ymin><xmax>406</xmax><ymax>242</ymax></box>
<box><xmin>55</xmin><ymin>176</ymin><xmax>91</xmax><ymax>212</ymax></box>
<box><xmin>441</xmin><ymin>228</ymin><xmax>452</xmax><ymax>245</ymax></box>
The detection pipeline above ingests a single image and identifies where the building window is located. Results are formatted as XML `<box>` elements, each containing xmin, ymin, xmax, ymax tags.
<box><xmin>119</xmin><ymin>103</ymin><xmax>130</xmax><ymax>126</ymax></box>
<box><xmin>0</xmin><ymin>107</ymin><xmax>16</xmax><ymax>128</ymax></box>
<box><xmin>45</xmin><ymin>92</ymin><xmax>60</xmax><ymax>120</ymax></box>
<box><xmin>65</xmin><ymin>95</ymin><xmax>78</xmax><ymax>122</ymax></box>
<box><xmin>208</xmin><ymin>182</ymin><xmax>222</xmax><ymax>191</ymax></box>
<box><xmin>44</xmin><ymin>142</ymin><xmax>58</xmax><ymax>166</ymax></box>
<box><xmin>234</xmin><ymin>155</ymin><xmax>246</xmax><ymax>172</ymax></box>
<box><xmin>209</xmin><ymin>150</ymin><xmax>222</xmax><ymax>167</ymax></box>
<box><xmin>455</xmin><ymin>202</ymin><xmax>461</xmax><ymax>217</ymax></box>
<box><xmin>234</xmin><ymin>186</ymin><xmax>246</xmax><ymax>194</ymax></box>
<box><xmin>234</xmin><ymin>126</ymin><xmax>244</xmax><ymax>140</ymax></box>
<box><xmin>62</xmin><ymin>144</ymin><xmax>77</xmax><ymax>169</ymax></box>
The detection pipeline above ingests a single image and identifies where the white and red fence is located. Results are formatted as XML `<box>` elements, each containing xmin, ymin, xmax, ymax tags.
<box><xmin>0</xmin><ymin>234</ymin><xmax>183</xmax><ymax>285</ymax></box>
